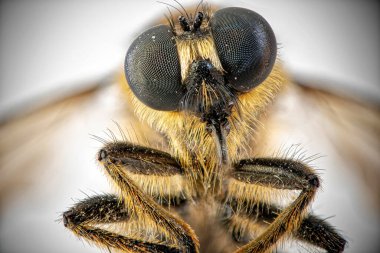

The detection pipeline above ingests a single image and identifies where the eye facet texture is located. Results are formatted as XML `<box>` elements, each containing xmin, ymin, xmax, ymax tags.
<box><xmin>210</xmin><ymin>7</ymin><xmax>277</xmax><ymax>92</ymax></box>
<box><xmin>125</xmin><ymin>25</ymin><xmax>184</xmax><ymax>111</ymax></box>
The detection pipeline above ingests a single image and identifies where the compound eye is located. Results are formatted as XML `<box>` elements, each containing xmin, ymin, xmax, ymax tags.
<box><xmin>210</xmin><ymin>7</ymin><xmax>277</xmax><ymax>92</ymax></box>
<box><xmin>125</xmin><ymin>25</ymin><xmax>184</xmax><ymax>111</ymax></box>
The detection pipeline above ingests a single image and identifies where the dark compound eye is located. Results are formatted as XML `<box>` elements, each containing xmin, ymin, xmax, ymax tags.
<box><xmin>125</xmin><ymin>25</ymin><xmax>184</xmax><ymax>111</ymax></box>
<box><xmin>210</xmin><ymin>7</ymin><xmax>277</xmax><ymax>92</ymax></box>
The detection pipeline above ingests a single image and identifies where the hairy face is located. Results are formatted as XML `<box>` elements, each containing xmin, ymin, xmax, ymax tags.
<box><xmin>124</xmin><ymin>7</ymin><xmax>287</xmax><ymax>182</ymax></box>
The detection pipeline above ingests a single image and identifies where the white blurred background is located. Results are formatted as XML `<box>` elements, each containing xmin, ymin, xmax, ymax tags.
<box><xmin>0</xmin><ymin>0</ymin><xmax>379</xmax><ymax>253</ymax></box>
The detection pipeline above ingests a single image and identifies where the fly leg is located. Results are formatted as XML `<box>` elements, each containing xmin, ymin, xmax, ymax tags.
<box><xmin>63</xmin><ymin>194</ymin><xmax>179</xmax><ymax>253</ymax></box>
<box><xmin>63</xmin><ymin>141</ymin><xmax>198</xmax><ymax>253</ymax></box>
<box><xmin>225</xmin><ymin>158</ymin><xmax>342</xmax><ymax>253</ymax></box>
<box><xmin>222</xmin><ymin>199</ymin><xmax>346</xmax><ymax>253</ymax></box>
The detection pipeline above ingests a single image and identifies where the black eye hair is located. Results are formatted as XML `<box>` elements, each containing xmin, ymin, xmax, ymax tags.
<box><xmin>210</xmin><ymin>7</ymin><xmax>277</xmax><ymax>92</ymax></box>
<box><xmin>125</xmin><ymin>25</ymin><xmax>184</xmax><ymax>111</ymax></box>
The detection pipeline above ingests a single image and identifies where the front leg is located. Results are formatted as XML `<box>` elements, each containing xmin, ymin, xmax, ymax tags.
<box><xmin>63</xmin><ymin>194</ymin><xmax>180</xmax><ymax>253</ymax></box>
<box><xmin>226</xmin><ymin>158</ymin><xmax>327</xmax><ymax>253</ymax></box>
<box><xmin>63</xmin><ymin>141</ymin><xmax>199</xmax><ymax>253</ymax></box>
<box><xmin>223</xmin><ymin>199</ymin><xmax>346</xmax><ymax>252</ymax></box>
